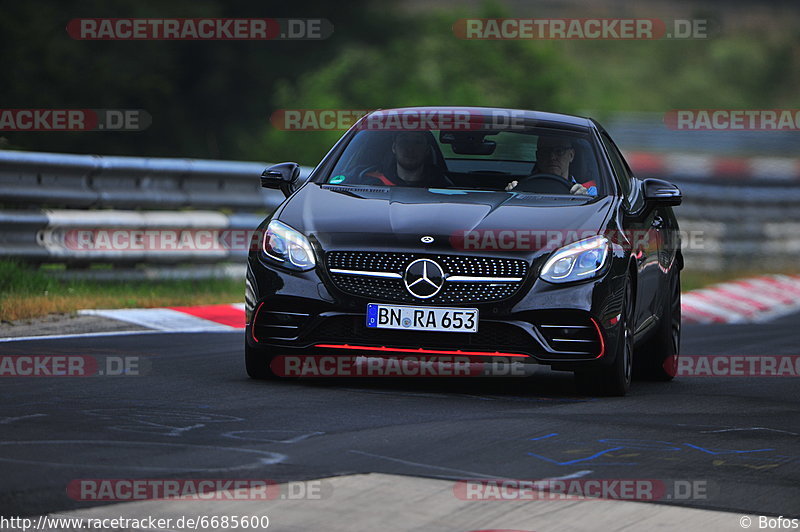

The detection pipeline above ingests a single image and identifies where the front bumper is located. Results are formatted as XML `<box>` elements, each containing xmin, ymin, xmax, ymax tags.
<box><xmin>245</xmin><ymin>254</ymin><xmax>628</xmax><ymax>370</ymax></box>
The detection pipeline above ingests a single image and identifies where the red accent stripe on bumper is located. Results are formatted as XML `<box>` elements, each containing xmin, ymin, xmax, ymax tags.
<box><xmin>314</xmin><ymin>344</ymin><xmax>530</xmax><ymax>358</ymax></box>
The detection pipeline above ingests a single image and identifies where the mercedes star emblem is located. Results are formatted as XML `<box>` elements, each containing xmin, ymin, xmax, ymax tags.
<box><xmin>420</xmin><ymin>236</ymin><xmax>434</xmax><ymax>244</ymax></box>
<box><xmin>404</xmin><ymin>258</ymin><xmax>445</xmax><ymax>299</ymax></box>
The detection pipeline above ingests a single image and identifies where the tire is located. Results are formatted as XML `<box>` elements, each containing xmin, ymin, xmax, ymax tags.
<box><xmin>245</xmin><ymin>341</ymin><xmax>278</xmax><ymax>380</ymax></box>
<box><xmin>575</xmin><ymin>274</ymin><xmax>633</xmax><ymax>396</ymax></box>
<box><xmin>636</xmin><ymin>271</ymin><xmax>681</xmax><ymax>381</ymax></box>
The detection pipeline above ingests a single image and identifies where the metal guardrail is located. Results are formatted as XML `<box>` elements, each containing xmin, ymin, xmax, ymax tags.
<box><xmin>34</xmin><ymin>210</ymin><xmax>264</xmax><ymax>264</ymax></box>
<box><xmin>1</xmin><ymin>149</ymin><xmax>798</xmax><ymax>275</ymax></box>
<box><xmin>1</xmin><ymin>208</ymin><xmax>267</xmax><ymax>272</ymax></box>
<box><xmin>655</xmin><ymin>181</ymin><xmax>800</xmax><ymax>271</ymax></box>
<box><xmin>0</xmin><ymin>150</ymin><xmax>310</xmax><ymax>274</ymax></box>
<box><xmin>605</xmin><ymin>112</ymin><xmax>799</xmax><ymax>157</ymax></box>
<box><xmin>0</xmin><ymin>150</ymin><xmax>297</xmax><ymax>210</ymax></box>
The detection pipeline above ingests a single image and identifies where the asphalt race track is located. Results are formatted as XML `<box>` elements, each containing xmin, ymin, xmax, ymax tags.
<box><xmin>1</xmin><ymin>315</ymin><xmax>798</xmax><ymax>526</ymax></box>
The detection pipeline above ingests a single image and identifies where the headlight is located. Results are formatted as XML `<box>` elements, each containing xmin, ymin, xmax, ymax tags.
<box><xmin>540</xmin><ymin>235</ymin><xmax>609</xmax><ymax>283</ymax></box>
<box><xmin>262</xmin><ymin>220</ymin><xmax>316</xmax><ymax>271</ymax></box>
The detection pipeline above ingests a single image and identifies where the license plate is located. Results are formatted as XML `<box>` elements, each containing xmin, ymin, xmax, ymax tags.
<box><xmin>366</xmin><ymin>303</ymin><xmax>478</xmax><ymax>333</ymax></box>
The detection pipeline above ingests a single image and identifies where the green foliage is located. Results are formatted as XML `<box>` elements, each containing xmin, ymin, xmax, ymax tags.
<box><xmin>247</xmin><ymin>9</ymin><xmax>578</xmax><ymax>164</ymax></box>
<box><xmin>0</xmin><ymin>0</ymin><xmax>393</xmax><ymax>158</ymax></box>
<box><xmin>564</xmin><ymin>33</ymin><xmax>800</xmax><ymax>116</ymax></box>
<box><xmin>1</xmin><ymin>1</ymin><xmax>797</xmax><ymax>165</ymax></box>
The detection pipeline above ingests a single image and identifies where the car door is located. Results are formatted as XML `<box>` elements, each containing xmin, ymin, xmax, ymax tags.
<box><xmin>598</xmin><ymin>132</ymin><xmax>662</xmax><ymax>331</ymax></box>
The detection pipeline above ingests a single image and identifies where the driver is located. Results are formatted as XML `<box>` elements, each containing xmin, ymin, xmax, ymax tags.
<box><xmin>505</xmin><ymin>136</ymin><xmax>597</xmax><ymax>195</ymax></box>
<box><xmin>363</xmin><ymin>131</ymin><xmax>451</xmax><ymax>187</ymax></box>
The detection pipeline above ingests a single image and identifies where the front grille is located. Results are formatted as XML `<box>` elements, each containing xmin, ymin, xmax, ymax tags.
<box><xmin>327</xmin><ymin>251</ymin><xmax>528</xmax><ymax>304</ymax></box>
<box><xmin>328</xmin><ymin>252</ymin><xmax>526</xmax><ymax>277</ymax></box>
<box><xmin>312</xmin><ymin>315</ymin><xmax>536</xmax><ymax>352</ymax></box>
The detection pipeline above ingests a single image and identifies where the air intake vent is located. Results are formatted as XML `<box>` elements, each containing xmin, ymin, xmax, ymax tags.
<box><xmin>253</xmin><ymin>310</ymin><xmax>310</xmax><ymax>341</ymax></box>
<box><xmin>536</xmin><ymin>315</ymin><xmax>602</xmax><ymax>357</ymax></box>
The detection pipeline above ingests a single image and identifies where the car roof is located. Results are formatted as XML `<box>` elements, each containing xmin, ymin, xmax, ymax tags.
<box><xmin>362</xmin><ymin>106</ymin><xmax>596</xmax><ymax>130</ymax></box>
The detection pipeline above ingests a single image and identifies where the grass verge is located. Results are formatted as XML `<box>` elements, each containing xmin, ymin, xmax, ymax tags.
<box><xmin>0</xmin><ymin>261</ymin><xmax>243</xmax><ymax>322</ymax></box>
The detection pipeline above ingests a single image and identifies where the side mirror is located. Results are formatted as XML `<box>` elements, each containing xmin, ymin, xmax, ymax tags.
<box><xmin>642</xmin><ymin>178</ymin><xmax>682</xmax><ymax>206</ymax></box>
<box><xmin>261</xmin><ymin>162</ymin><xmax>300</xmax><ymax>198</ymax></box>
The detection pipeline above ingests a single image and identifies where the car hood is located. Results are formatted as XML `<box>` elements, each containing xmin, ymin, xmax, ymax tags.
<box><xmin>276</xmin><ymin>184</ymin><xmax>614</xmax><ymax>254</ymax></box>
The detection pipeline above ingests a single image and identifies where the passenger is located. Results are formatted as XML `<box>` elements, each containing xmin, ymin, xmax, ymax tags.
<box><xmin>364</xmin><ymin>131</ymin><xmax>451</xmax><ymax>187</ymax></box>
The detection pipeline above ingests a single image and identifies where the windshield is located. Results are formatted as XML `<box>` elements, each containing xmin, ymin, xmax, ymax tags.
<box><xmin>325</xmin><ymin>128</ymin><xmax>606</xmax><ymax>196</ymax></box>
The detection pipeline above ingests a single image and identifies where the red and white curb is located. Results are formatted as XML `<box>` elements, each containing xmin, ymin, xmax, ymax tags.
<box><xmin>681</xmin><ymin>274</ymin><xmax>800</xmax><ymax>324</ymax></box>
<box><xmin>79</xmin><ymin>304</ymin><xmax>245</xmax><ymax>332</ymax></box>
<box><xmin>76</xmin><ymin>274</ymin><xmax>800</xmax><ymax>331</ymax></box>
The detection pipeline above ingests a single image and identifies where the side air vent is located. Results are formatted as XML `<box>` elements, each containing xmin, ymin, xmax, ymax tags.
<box><xmin>253</xmin><ymin>310</ymin><xmax>310</xmax><ymax>341</ymax></box>
<box><xmin>536</xmin><ymin>315</ymin><xmax>602</xmax><ymax>357</ymax></box>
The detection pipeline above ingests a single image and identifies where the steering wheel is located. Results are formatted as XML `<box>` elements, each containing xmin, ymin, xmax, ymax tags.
<box><xmin>356</xmin><ymin>165</ymin><xmax>378</xmax><ymax>178</ymax></box>
<box><xmin>356</xmin><ymin>165</ymin><xmax>387</xmax><ymax>185</ymax></box>
<box><xmin>514</xmin><ymin>172</ymin><xmax>573</xmax><ymax>194</ymax></box>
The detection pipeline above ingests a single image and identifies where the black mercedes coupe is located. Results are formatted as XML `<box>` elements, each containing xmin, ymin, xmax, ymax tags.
<box><xmin>245</xmin><ymin>107</ymin><xmax>682</xmax><ymax>395</ymax></box>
